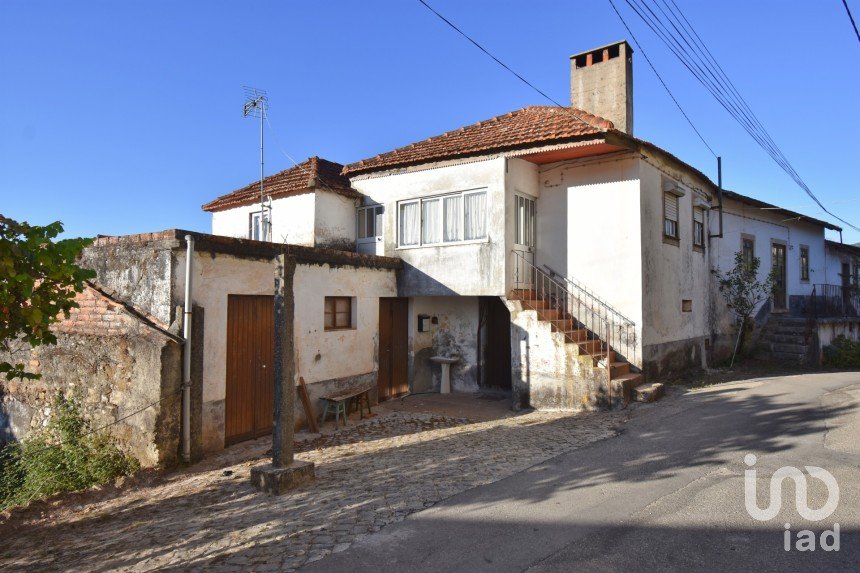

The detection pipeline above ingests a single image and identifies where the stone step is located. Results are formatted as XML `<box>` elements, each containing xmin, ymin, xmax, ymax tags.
<box><xmin>769</xmin><ymin>327</ymin><xmax>808</xmax><ymax>336</ymax></box>
<box><xmin>771</xmin><ymin>343</ymin><xmax>808</xmax><ymax>354</ymax></box>
<box><xmin>521</xmin><ymin>299</ymin><xmax>549</xmax><ymax>310</ymax></box>
<box><xmin>633</xmin><ymin>382</ymin><xmax>664</xmax><ymax>403</ymax></box>
<box><xmin>610</xmin><ymin>361</ymin><xmax>630</xmax><ymax>377</ymax></box>
<box><xmin>612</xmin><ymin>373</ymin><xmax>642</xmax><ymax>403</ymax></box>
<box><xmin>772</xmin><ymin>351</ymin><xmax>807</xmax><ymax>362</ymax></box>
<box><xmin>578</xmin><ymin>339</ymin><xmax>604</xmax><ymax>355</ymax></box>
<box><xmin>765</xmin><ymin>334</ymin><xmax>808</xmax><ymax>344</ymax></box>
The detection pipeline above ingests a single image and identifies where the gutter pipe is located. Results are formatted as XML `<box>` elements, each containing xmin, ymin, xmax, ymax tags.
<box><xmin>182</xmin><ymin>234</ymin><xmax>194</xmax><ymax>463</ymax></box>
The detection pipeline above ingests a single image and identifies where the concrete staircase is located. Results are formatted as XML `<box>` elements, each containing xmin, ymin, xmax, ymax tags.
<box><xmin>760</xmin><ymin>315</ymin><xmax>815</xmax><ymax>364</ymax></box>
<box><xmin>508</xmin><ymin>289</ymin><xmax>643</xmax><ymax>408</ymax></box>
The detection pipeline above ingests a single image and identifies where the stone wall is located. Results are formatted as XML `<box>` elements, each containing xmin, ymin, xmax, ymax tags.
<box><xmin>0</xmin><ymin>285</ymin><xmax>182</xmax><ymax>468</ymax></box>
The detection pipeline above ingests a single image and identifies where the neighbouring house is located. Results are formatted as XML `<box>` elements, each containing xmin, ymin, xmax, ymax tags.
<box><xmin>3</xmin><ymin>39</ymin><xmax>856</xmax><ymax>466</ymax></box>
<box><xmin>1</xmin><ymin>230</ymin><xmax>400</xmax><ymax>463</ymax></box>
<box><xmin>203</xmin><ymin>156</ymin><xmax>363</xmax><ymax>250</ymax></box>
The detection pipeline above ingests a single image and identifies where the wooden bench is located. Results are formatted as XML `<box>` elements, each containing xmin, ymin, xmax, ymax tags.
<box><xmin>319</xmin><ymin>384</ymin><xmax>374</xmax><ymax>428</ymax></box>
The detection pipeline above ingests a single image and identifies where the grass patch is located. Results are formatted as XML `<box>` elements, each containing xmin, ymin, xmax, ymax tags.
<box><xmin>823</xmin><ymin>336</ymin><xmax>860</xmax><ymax>369</ymax></box>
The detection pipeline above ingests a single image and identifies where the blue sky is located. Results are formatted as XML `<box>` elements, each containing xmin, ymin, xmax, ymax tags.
<box><xmin>1</xmin><ymin>0</ymin><xmax>858</xmax><ymax>243</ymax></box>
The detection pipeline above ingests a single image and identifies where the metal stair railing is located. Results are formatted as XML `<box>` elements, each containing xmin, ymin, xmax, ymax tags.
<box><xmin>511</xmin><ymin>250</ymin><xmax>637</xmax><ymax>365</ymax></box>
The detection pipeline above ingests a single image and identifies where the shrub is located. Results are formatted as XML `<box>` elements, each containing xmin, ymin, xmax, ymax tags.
<box><xmin>0</xmin><ymin>393</ymin><xmax>139</xmax><ymax>510</ymax></box>
<box><xmin>822</xmin><ymin>336</ymin><xmax>860</xmax><ymax>369</ymax></box>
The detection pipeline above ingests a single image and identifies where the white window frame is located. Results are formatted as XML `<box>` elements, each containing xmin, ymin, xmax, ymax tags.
<box><xmin>396</xmin><ymin>189</ymin><xmax>488</xmax><ymax>249</ymax></box>
<box><xmin>249</xmin><ymin>211</ymin><xmax>262</xmax><ymax>241</ymax></box>
<box><xmin>357</xmin><ymin>204</ymin><xmax>384</xmax><ymax>244</ymax></box>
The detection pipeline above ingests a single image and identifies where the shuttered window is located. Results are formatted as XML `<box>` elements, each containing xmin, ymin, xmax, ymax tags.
<box><xmin>664</xmin><ymin>192</ymin><xmax>679</xmax><ymax>239</ymax></box>
<box><xmin>693</xmin><ymin>207</ymin><xmax>705</xmax><ymax>247</ymax></box>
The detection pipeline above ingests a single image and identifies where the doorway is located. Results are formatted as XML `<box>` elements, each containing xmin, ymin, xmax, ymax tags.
<box><xmin>482</xmin><ymin>297</ymin><xmax>512</xmax><ymax>391</ymax></box>
<box><xmin>512</xmin><ymin>194</ymin><xmax>536</xmax><ymax>290</ymax></box>
<box><xmin>771</xmin><ymin>243</ymin><xmax>787</xmax><ymax>310</ymax></box>
<box><xmin>378</xmin><ymin>297</ymin><xmax>409</xmax><ymax>400</ymax></box>
<box><xmin>225</xmin><ymin>295</ymin><xmax>275</xmax><ymax>446</ymax></box>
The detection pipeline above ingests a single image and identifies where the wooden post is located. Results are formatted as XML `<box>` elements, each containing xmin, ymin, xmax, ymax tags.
<box><xmin>251</xmin><ymin>252</ymin><xmax>314</xmax><ymax>494</ymax></box>
<box><xmin>272</xmin><ymin>253</ymin><xmax>296</xmax><ymax>468</ymax></box>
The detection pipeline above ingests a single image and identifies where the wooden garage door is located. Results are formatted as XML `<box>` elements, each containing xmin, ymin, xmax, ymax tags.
<box><xmin>225</xmin><ymin>295</ymin><xmax>275</xmax><ymax>446</ymax></box>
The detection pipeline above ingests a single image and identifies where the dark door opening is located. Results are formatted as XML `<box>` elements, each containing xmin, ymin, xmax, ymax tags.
<box><xmin>771</xmin><ymin>243</ymin><xmax>787</xmax><ymax>310</ymax></box>
<box><xmin>378</xmin><ymin>297</ymin><xmax>409</xmax><ymax>401</ymax></box>
<box><xmin>225</xmin><ymin>295</ymin><xmax>275</xmax><ymax>446</ymax></box>
<box><xmin>482</xmin><ymin>296</ymin><xmax>512</xmax><ymax>391</ymax></box>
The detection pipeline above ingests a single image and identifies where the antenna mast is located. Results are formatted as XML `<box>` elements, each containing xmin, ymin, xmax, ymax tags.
<box><xmin>243</xmin><ymin>86</ymin><xmax>269</xmax><ymax>241</ymax></box>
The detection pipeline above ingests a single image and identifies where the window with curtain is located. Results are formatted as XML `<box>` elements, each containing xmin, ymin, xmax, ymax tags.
<box><xmin>464</xmin><ymin>191</ymin><xmax>487</xmax><ymax>240</ymax></box>
<box><xmin>397</xmin><ymin>189</ymin><xmax>488</xmax><ymax>247</ymax></box>
<box><xmin>399</xmin><ymin>201</ymin><xmax>420</xmax><ymax>246</ymax></box>
<box><xmin>443</xmin><ymin>195</ymin><xmax>461</xmax><ymax>242</ymax></box>
<box><xmin>422</xmin><ymin>198</ymin><xmax>441</xmax><ymax>244</ymax></box>
<box><xmin>664</xmin><ymin>192</ymin><xmax>679</xmax><ymax>239</ymax></box>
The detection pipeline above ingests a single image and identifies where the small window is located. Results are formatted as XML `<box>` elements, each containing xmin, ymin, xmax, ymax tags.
<box><xmin>664</xmin><ymin>192</ymin><xmax>679</xmax><ymax>239</ymax></box>
<box><xmin>799</xmin><ymin>246</ymin><xmax>810</xmax><ymax>281</ymax></box>
<box><xmin>742</xmin><ymin>237</ymin><xmax>755</xmax><ymax>270</ymax></box>
<box><xmin>357</xmin><ymin>205</ymin><xmax>384</xmax><ymax>241</ymax></box>
<box><xmin>682</xmin><ymin>299</ymin><xmax>692</xmax><ymax>312</ymax></box>
<box><xmin>249</xmin><ymin>212</ymin><xmax>262</xmax><ymax>241</ymax></box>
<box><xmin>324</xmin><ymin>297</ymin><xmax>353</xmax><ymax>330</ymax></box>
<box><xmin>693</xmin><ymin>207</ymin><xmax>705</xmax><ymax>248</ymax></box>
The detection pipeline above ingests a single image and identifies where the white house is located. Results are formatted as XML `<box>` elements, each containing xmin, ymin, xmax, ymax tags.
<box><xmin>203</xmin><ymin>40</ymin><xmax>856</xmax><ymax>420</ymax></box>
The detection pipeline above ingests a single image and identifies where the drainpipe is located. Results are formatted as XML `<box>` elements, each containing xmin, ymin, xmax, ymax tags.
<box><xmin>182</xmin><ymin>234</ymin><xmax>194</xmax><ymax>464</ymax></box>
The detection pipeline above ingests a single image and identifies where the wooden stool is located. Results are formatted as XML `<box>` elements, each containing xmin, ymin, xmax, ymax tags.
<box><xmin>350</xmin><ymin>391</ymin><xmax>373</xmax><ymax>419</ymax></box>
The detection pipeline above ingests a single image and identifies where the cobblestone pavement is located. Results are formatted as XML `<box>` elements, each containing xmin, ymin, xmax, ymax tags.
<box><xmin>0</xmin><ymin>408</ymin><xmax>626</xmax><ymax>572</ymax></box>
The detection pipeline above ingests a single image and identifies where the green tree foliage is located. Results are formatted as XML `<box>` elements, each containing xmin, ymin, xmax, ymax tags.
<box><xmin>714</xmin><ymin>251</ymin><xmax>776</xmax><ymax>359</ymax></box>
<box><xmin>0</xmin><ymin>215</ymin><xmax>95</xmax><ymax>380</ymax></box>
<box><xmin>0</xmin><ymin>394</ymin><xmax>140</xmax><ymax>510</ymax></box>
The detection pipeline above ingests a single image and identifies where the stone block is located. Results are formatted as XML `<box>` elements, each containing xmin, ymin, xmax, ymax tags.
<box><xmin>251</xmin><ymin>460</ymin><xmax>315</xmax><ymax>495</ymax></box>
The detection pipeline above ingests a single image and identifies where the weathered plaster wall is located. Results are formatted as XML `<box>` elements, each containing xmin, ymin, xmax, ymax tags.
<box><xmin>824</xmin><ymin>244</ymin><xmax>858</xmax><ymax>286</ymax></box>
<box><xmin>79</xmin><ymin>239</ymin><xmax>176</xmax><ymax>326</ymax></box>
<box><xmin>314</xmin><ymin>191</ymin><xmax>358</xmax><ymax>250</ymax></box>
<box><xmin>818</xmin><ymin>318</ymin><xmax>860</xmax><ymax>348</ymax></box>
<box><xmin>537</xmin><ymin>152</ymin><xmax>644</xmax><ymax>365</ymax></box>
<box><xmin>293</xmin><ymin>263</ymin><xmax>397</xmax><ymax>387</ymax></box>
<box><xmin>408</xmin><ymin>296</ymin><xmax>480</xmax><ymax>393</ymax></box>
<box><xmin>639</xmin><ymin>157</ymin><xmax>712</xmax><ymax>377</ymax></box>
<box><xmin>0</xmin><ymin>286</ymin><xmax>181</xmax><ymax>468</ymax></box>
<box><xmin>211</xmin><ymin>193</ymin><xmax>317</xmax><ymax>246</ymax></box>
<box><xmin>506</xmin><ymin>299</ymin><xmax>609</xmax><ymax>411</ymax></box>
<box><xmin>172</xmin><ymin>250</ymin><xmax>277</xmax><ymax>453</ymax></box>
<box><xmin>350</xmin><ymin>158</ymin><xmax>507</xmax><ymax>296</ymax></box>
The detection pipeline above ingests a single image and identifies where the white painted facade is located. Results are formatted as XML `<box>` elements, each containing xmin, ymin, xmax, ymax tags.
<box><xmin>173</xmin><ymin>249</ymin><xmax>397</xmax><ymax>452</ymax></box>
<box><xmin>211</xmin><ymin>190</ymin><xmax>358</xmax><ymax>250</ymax></box>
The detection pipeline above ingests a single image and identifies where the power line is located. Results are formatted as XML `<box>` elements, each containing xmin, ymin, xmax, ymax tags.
<box><xmin>843</xmin><ymin>0</ymin><xmax>860</xmax><ymax>45</ymax></box>
<box><xmin>615</xmin><ymin>0</ymin><xmax>860</xmax><ymax>233</ymax></box>
<box><xmin>413</xmin><ymin>0</ymin><xmax>607</xmax><ymax>132</ymax></box>
<box><xmin>606</xmin><ymin>0</ymin><xmax>716</xmax><ymax>157</ymax></box>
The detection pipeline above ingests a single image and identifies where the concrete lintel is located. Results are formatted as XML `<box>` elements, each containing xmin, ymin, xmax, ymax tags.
<box><xmin>250</xmin><ymin>460</ymin><xmax>315</xmax><ymax>495</ymax></box>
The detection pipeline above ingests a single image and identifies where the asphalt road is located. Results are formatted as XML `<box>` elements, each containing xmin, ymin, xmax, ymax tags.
<box><xmin>303</xmin><ymin>372</ymin><xmax>860</xmax><ymax>572</ymax></box>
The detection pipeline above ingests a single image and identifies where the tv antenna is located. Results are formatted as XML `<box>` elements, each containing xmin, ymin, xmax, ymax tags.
<box><xmin>243</xmin><ymin>86</ymin><xmax>270</xmax><ymax>241</ymax></box>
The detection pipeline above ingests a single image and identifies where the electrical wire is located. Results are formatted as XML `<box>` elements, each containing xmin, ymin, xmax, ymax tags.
<box><xmin>606</xmin><ymin>0</ymin><xmax>716</xmax><ymax>157</ymax></box>
<box><xmin>842</xmin><ymin>0</ymin><xmax>860</xmax><ymax>45</ymax></box>
<box><xmin>614</xmin><ymin>0</ymin><xmax>860</xmax><ymax>233</ymax></box>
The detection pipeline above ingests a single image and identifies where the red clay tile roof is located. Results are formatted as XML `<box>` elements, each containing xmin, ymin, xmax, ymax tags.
<box><xmin>342</xmin><ymin>106</ymin><xmax>614</xmax><ymax>176</ymax></box>
<box><xmin>202</xmin><ymin>156</ymin><xmax>361</xmax><ymax>212</ymax></box>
